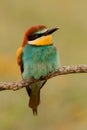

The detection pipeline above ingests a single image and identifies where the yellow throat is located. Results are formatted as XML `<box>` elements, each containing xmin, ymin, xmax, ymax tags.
<box><xmin>28</xmin><ymin>35</ymin><xmax>53</xmax><ymax>46</ymax></box>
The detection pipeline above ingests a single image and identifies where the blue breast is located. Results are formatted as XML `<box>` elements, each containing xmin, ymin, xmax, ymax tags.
<box><xmin>22</xmin><ymin>44</ymin><xmax>60</xmax><ymax>79</ymax></box>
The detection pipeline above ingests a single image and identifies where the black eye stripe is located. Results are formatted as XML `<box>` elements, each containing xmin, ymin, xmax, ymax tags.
<box><xmin>28</xmin><ymin>33</ymin><xmax>43</xmax><ymax>41</ymax></box>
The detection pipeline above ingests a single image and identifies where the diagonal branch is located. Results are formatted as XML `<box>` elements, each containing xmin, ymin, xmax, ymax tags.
<box><xmin>0</xmin><ymin>64</ymin><xmax>87</xmax><ymax>91</ymax></box>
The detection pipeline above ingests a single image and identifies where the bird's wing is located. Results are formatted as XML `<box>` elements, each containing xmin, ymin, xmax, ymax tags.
<box><xmin>16</xmin><ymin>46</ymin><xmax>24</xmax><ymax>73</ymax></box>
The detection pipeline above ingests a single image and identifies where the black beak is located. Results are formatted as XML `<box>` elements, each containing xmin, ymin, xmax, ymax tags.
<box><xmin>43</xmin><ymin>27</ymin><xmax>59</xmax><ymax>36</ymax></box>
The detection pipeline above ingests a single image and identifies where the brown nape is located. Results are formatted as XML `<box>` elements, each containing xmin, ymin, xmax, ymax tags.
<box><xmin>22</xmin><ymin>25</ymin><xmax>47</xmax><ymax>47</ymax></box>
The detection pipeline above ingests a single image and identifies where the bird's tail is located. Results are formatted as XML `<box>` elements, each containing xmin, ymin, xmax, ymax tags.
<box><xmin>29</xmin><ymin>87</ymin><xmax>40</xmax><ymax>115</ymax></box>
<box><xmin>26</xmin><ymin>80</ymin><xmax>46</xmax><ymax>115</ymax></box>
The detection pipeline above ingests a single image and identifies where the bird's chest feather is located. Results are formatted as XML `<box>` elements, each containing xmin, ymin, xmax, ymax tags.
<box><xmin>22</xmin><ymin>44</ymin><xmax>60</xmax><ymax>79</ymax></box>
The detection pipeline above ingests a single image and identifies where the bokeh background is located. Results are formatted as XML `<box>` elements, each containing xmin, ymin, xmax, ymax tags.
<box><xmin>0</xmin><ymin>0</ymin><xmax>87</xmax><ymax>130</ymax></box>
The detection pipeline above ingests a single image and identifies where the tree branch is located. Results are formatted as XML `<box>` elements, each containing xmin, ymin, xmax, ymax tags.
<box><xmin>0</xmin><ymin>65</ymin><xmax>87</xmax><ymax>91</ymax></box>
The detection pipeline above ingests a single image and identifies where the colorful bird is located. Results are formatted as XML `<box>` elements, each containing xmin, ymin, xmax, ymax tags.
<box><xmin>16</xmin><ymin>25</ymin><xmax>60</xmax><ymax>115</ymax></box>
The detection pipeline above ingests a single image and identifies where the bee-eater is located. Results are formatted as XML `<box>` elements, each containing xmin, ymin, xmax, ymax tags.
<box><xmin>16</xmin><ymin>25</ymin><xmax>60</xmax><ymax>115</ymax></box>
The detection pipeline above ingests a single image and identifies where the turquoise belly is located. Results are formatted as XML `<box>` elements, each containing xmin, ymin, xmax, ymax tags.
<box><xmin>22</xmin><ymin>44</ymin><xmax>60</xmax><ymax>79</ymax></box>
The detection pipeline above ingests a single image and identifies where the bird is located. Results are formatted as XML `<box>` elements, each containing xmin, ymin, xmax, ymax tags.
<box><xmin>16</xmin><ymin>25</ymin><xmax>60</xmax><ymax>115</ymax></box>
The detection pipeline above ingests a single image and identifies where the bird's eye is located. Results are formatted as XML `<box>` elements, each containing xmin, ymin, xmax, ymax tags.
<box><xmin>28</xmin><ymin>33</ymin><xmax>42</xmax><ymax>41</ymax></box>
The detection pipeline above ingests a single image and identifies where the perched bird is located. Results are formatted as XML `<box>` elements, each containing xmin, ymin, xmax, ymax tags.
<box><xmin>16</xmin><ymin>25</ymin><xmax>60</xmax><ymax>115</ymax></box>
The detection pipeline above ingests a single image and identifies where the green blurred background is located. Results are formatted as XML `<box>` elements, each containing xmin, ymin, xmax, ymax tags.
<box><xmin>0</xmin><ymin>0</ymin><xmax>87</xmax><ymax>129</ymax></box>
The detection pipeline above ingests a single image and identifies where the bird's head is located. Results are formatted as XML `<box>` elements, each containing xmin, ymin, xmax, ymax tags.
<box><xmin>22</xmin><ymin>25</ymin><xmax>59</xmax><ymax>47</ymax></box>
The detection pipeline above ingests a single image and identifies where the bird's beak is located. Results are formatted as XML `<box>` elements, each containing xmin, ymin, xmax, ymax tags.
<box><xmin>44</xmin><ymin>27</ymin><xmax>59</xmax><ymax>36</ymax></box>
